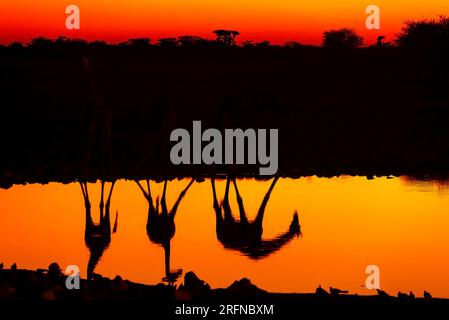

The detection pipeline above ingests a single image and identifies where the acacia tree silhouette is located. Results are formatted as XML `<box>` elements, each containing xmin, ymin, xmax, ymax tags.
<box><xmin>322</xmin><ymin>28</ymin><xmax>363</xmax><ymax>49</ymax></box>
<box><xmin>213</xmin><ymin>29</ymin><xmax>240</xmax><ymax>46</ymax></box>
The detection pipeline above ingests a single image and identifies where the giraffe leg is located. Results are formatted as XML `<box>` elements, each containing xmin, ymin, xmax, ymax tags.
<box><xmin>161</xmin><ymin>180</ymin><xmax>168</xmax><ymax>215</ymax></box>
<box><xmin>100</xmin><ymin>180</ymin><xmax>105</xmax><ymax>219</ymax></box>
<box><xmin>255</xmin><ymin>176</ymin><xmax>279</xmax><ymax>226</ymax></box>
<box><xmin>170</xmin><ymin>178</ymin><xmax>194</xmax><ymax>219</ymax></box>
<box><xmin>81</xmin><ymin>182</ymin><xmax>93</xmax><ymax>229</ymax></box>
<box><xmin>232</xmin><ymin>178</ymin><xmax>248</xmax><ymax>224</ymax></box>
<box><xmin>136</xmin><ymin>180</ymin><xmax>148</xmax><ymax>198</ymax></box>
<box><xmin>80</xmin><ymin>182</ymin><xmax>91</xmax><ymax>210</ymax></box>
<box><xmin>146</xmin><ymin>179</ymin><xmax>151</xmax><ymax>198</ymax></box>
<box><xmin>223</xmin><ymin>177</ymin><xmax>233</xmax><ymax>220</ymax></box>
<box><xmin>211</xmin><ymin>177</ymin><xmax>219</xmax><ymax>209</ymax></box>
<box><xmin>146</xmin><ymin>179</ymin><xmax>156</xmax><ymax>211</ymax></box>
<box><xmin>79</xmin><ymin>182</ymin><xmax>87</xmax><ymax>204</ymax></box>
<box><xmin>211</xmin><ymin>177</ymin><xmax>223</xmax><ymax>222</ymax></box>
<box><xmin>104</xmin><ymin>181</ymin><xmax>116</xmax><ymax>233</ymax></box>
<box><xmin>106</xmin><ymin>180</ymin><xmax>116</xmax><ymax>207</ymax></box>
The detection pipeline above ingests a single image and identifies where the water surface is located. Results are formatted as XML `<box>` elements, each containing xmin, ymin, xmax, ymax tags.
<box><xmin>1</xmin><ymin>176</ymin><xmax>449</xmax><ymax>297</ymax></box>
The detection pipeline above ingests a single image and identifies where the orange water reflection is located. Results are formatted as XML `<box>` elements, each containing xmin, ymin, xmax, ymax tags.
<box><xmin>1</xmin><ymin>176</ymin><xmax>449</xmax><ymax>297</ymax></box>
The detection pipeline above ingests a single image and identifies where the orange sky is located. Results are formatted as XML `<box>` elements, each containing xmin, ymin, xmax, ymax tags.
<box><xmin>1</xmin><ymin>0</ymin><xmax>449</xmax><ymax>45</ymax></box>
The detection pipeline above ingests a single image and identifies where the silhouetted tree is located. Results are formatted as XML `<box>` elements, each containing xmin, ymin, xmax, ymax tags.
<box><xmin>322</xmin><ymin>28</ymin><xmax>363</xmax><ymax>49</ymax></box>
<box><xmin>283</xmin><ymin>41</ymin><xmax>303</xmax><ymax>48</ymax></box>
<box><xmin>177</xmin><ymin>35</ymin><xmax>212</xmax><ymax>47</ymax></box>
<box><xmin>157</xmin><ymin>37</ymin><xmax>178</xmax><ymax>47</ymax></box>
<box><xmin>255</xmin><ymin>41</ymin><xmax>271</xmax><ymax>48</ymax></box>
<box><xmin>88</xmin><ymin>40</ymin><xmax>108</xmax><ymax>49</ymax></box>
<box><xmin>127</xmin><ymin>38</ymin><xmax>152</xmax><ymax>48</ymax></box>
<box><xmin>396</xmin><ymin>16</ymin><xmax>449</xmax><ymax>48</ymax></box>
<box><xmin>376</xmin><ymin>36</ymin><xmax>386</xmax><ymax>47</ymax></box>
<box><xmin>8</xmin><ymin>42</ymin><xmax>24</xmax><ymax>50</ymax></box>
<box><xmin>29</xmin><ymin>37</ymin><xmax>54</xmax><ymax>49</ymax></box>
<box><xmin>54</xmin><ymin>36</ymin><xmax>88</xmax><ymax>50</ymax></box>
<box><xmin>213</xmin><ymin>29</ymin><xmax>240</xmax><ymax>46</ymax></box>
<box><xmin>54</xmin><ymin>35</ymin><xmax>70</xmax><ymax>44</ymax></box>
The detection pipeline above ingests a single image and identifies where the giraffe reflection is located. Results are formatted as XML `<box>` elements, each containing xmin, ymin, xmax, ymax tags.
<box><xmin>80</xmin><ymin>181</ymin><xmax>118</xmax><ymax>280</ymax></box>
<box><xmin>136</xmin><ymin>179</ymin><xmax>194</xmax><ymax>285</ymax></box>
<box><xmin>211</xmin><ymin>176</ymin><xmax>301</xmax><ymax>259</ymax></box>
<box><xmin>79</xmin><ymin>57</ymin><xmax>119</xmax><ymax>281</ymax></box>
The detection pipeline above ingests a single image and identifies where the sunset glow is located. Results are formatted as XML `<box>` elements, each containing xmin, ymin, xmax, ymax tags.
<box><xmin>1</xmin><ymin>0</ymin><xmax>449</xmax><ymax>45</ymax></box>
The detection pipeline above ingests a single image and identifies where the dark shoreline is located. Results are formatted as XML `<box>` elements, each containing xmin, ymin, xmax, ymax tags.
<box><xmin>1</xmin><ymin>266</ymin><xmax>446</xmax><ymax>303</ymax></box>
<box><xmin>2</xmin><ymin>266</ymin><xmax>448</xmax><ymax>319</ymax></box>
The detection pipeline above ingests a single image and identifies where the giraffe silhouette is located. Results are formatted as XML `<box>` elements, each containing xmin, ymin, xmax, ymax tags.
<box><xmin>79</xmin><ymin>57</ymin><xmax>118</xmax><ymax>280</ymax></box>
<box><xmin>211</xmin><ymin>176</ymin><xmax>301</xmax><ymax>259</ymax></box>
<box><xmin>136</xmin><ymin>178</ymin><xmax>194</xmax><ymax>285</ymax></box>
<box><xmin>81</xmin><ymin>57</ymin><xmax>113</xmax><ymax>178</ymax></box>
<box><xmin>80</xmin><ymin>180</ymin><xmax>118</xmax><ymax>281</ymax></box>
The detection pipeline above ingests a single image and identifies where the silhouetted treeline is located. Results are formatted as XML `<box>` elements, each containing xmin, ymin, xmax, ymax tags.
<box><xmin>1</xmin><ymin>18</ymin><xmax>449</xmax><ymax>186</ymax></box>
<box><xmin>1</xmin><ymin>16</ymin><xmax>449</xmax><ymax>53</ymax></box>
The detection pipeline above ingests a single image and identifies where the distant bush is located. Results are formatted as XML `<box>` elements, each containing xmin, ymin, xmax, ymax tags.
<box><xmin>283</xmin><ymin>41</ymin><xmax>303</xmax><ymax>48</ymax></box>
<box><xmin>29</xmin><ymin>37</ymin><xmax>54</xmax><ymax>48</ymax></box>
<box><xmin>177</xmin><ymin>35</ymin><xmax>213</xmax><ymax>47</ymax></box>
<box><xmin>322</xmin><ymin>28</ymin><xmax>363</xmax><ymax>49</ymax></box>
<box><xmin>157</xmin><ymin>38</ymin><xmax>178</xmax><ymax>47</ymax></box>
<box><xmin>126</xmin><ymin>38</ymin><xmax>152</xmax><ymax>48</ymax></box>
<box><xmin>396</xmin><ymin>16</ymin><xmax>449</xmax><ymax>48</ymax></box>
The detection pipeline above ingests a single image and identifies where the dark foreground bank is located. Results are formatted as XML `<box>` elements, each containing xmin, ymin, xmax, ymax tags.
<box><xmin>0</xmin><ymin>264</ymin><xmax>447</xmax><ymax>318</ymax></box>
